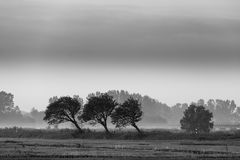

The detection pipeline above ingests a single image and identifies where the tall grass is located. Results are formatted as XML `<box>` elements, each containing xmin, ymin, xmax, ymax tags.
<box><xmin>0</xmin><ymin>127</ymin><xmax>240</xmax><ymax>140</ymax></box>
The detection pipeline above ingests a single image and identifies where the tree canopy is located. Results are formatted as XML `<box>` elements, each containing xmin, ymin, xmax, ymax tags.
<box><xmin>43</xmin><ymin>96</ymin><xmax>83</xmax><ymax>133</ymax></box>
<box><xmin>0</xmin><ymin>91</ymin><xmax>14</xmax><ymax>112</ymax></box>
<box><xmin>180</xmin><ymin>104</ymin><xmax>214</xmax><ymax>134</ymax></box>
<box><xmin>111</xmin><ymin>97</ymin><xmax>143</xmax><ymax>134</ymax></box>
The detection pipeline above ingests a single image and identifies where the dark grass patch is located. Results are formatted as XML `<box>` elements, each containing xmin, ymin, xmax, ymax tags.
<box><xmin>0</xmin><ymin>154</ymin><xmax>157</xmax><ymax>159</ymax></box>
<box><xmin>4</xmin><ymin>140</ymin><xmax>19</xmax><ymax>144</ymax></box>
<box><xmin>0</xmin><ymin>127</ymin><xmax>240</xmax><ymax>140</ymax></box>
<box><xmin>180</xmin><ymin>142</ymin><xmax>230</xmax><ymax>146</ymax></box>
<box><xmin>155</xmin><ymin>148</ymin><xmax>234</xmax><ymax>155</ymax></box>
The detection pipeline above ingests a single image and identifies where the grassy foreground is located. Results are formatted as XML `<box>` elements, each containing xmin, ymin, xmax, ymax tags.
<box><xmin>0</xmin><ymin>137</ymin><xmax>240</xmax><ymax>160</ymax></box>
<box><xmin>1</xmin><ymin>128</ymin><xmax>240</xmax><ymax>159</ymax></box>
<box><xmin>0</xmin><ymin>127</ymin><xmax>240</xmax><ymax>140</ymax></box>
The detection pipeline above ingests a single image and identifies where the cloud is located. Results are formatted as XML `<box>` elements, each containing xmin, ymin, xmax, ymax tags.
<box><xmin>0</xmin><ymin>0</ymin><xmax>239</xmax><ymax>69</ymax></box>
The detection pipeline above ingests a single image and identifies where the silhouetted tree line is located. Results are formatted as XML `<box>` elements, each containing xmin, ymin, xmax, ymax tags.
<box><xmin>107</xmin><ymin>90</ymin><xmax>240</xmax><ymax>126</ymax></box>
<box><xmin>0</xmin><ymin>90</ymin><xmax>240</xmax><ymax>131</ymax></box>
<box><xmin>44</xmin><ymin>92</ymin><xmax>216</xmax><ymax>134</ymax></box>
<box><xmin>44</xmin><ymin>93</ymin><xmax>143</xmax><ymax>134</ymax></box>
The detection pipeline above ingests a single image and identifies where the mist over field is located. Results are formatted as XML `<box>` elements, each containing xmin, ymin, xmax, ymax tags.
<box><xmin>0</xmin><ymin>90</ymin><xmax>239</xmax><ymax>130</ymax></box>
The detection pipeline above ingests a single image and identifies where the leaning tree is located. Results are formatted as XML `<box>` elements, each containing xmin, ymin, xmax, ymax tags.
<box><xmin>111</xmin><ymin>97</ymin><xmax>143</xmax><ymax>135</ymax></box>
<box><xmin>180</xmin><ymin>104</ymin><xmax>214</xmax><ymax>134</ymax></box>
<box><xmin>43</xmin><ymin>96</ymin><xmax>84</xmax><ymax>133</ymax></box>
<box><xmin>81</xmin><ymin>93</ymin><xmax>118</xmax><ymax>134</ymax></box>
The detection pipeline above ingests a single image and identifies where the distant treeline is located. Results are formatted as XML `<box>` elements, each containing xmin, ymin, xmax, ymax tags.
<box><xmin>0</xmin><ymin>91</ymin><xmax>45</xmax><ymax>127</ymax></box>
<box><xmin>0</xmin><ymin>90</ymin><xmax>239</xmax><ymax>128</ymax></box>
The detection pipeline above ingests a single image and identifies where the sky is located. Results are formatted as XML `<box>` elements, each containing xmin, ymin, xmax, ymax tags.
<box><xmin>0</xmin><ymin>0</ymin><xmax>240</xmax><ymax>111</ymax></box>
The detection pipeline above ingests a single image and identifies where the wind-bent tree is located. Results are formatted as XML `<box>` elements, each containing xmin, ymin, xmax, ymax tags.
<box><xmin>180</xmin><ymin>104</ymin><xmax>214</xmax><ymax>134</ymax></box>
<box><xmin>111</xmin><ymin>97</ymin><xmax>143</xmax><ymax>135</ymax></box>
<box><xmin>44</xmin><ymin>96</ymin><xmax>83</xmax><ymax>133</ymax></box>
<box><xmin>82</xmin><ymin>93</ymin><xmax>118</xmax><ymax>134</ymax></box>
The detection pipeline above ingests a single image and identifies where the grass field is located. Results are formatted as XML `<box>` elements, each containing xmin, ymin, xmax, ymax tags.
<box><xmin>0</xmin><ymin>138</ymin><xmax>240</xmax><ymax>160</ymax></box>
<box><xmin>1</xmin><ymin>127</ymin><xmax>240</xmax><ymax>140</ymax></box>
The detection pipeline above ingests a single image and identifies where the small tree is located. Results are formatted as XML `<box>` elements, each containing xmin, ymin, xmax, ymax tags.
<box><xmin>82</xmin><ymin>93</ymin><xmax>118</xmax><ymax>134</ymax></box>
<box><xmin>180</xmin><ymin>104</ymin><xmax>214</xmax><ymax>134</ymax></box>
<box><xmin>0</xmin><ymin>91</ymin><xmax>14</xmax><ymax>113</ymax></box>
<box><xmin>43</xmin><ymin>96</ymin><xmax>83</xmax><ymax>133</ymax></box>
<box><xmin>111</xmin><ymin>97</ymin><xmax>143</xmax><ymax>134</ymax></box>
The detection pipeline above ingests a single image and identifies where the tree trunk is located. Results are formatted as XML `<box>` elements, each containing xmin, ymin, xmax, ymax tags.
<box><xmin>132</xmin><ymin>123</ymin><xmax>142</xmax><ymax>135</ymax></box>
<box><xmin>72</xmin><ymin>120</ymin><xmax>83</xmax><ymax>133</ymax></box>
<box><xmin>103</xmin><ymin>123</ymin><xmax>110</xmax><ymax>134</ymax></box>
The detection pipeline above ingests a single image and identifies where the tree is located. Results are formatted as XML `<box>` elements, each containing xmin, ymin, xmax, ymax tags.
<box><xmin>43</xmin><ymin>96</ymin><xmax>83</xmax><ymax>133</ymax></box>
<box><xmin>180</xmin><ymin>104</ymin><xmax>214</xmax><ymax>134</ymax></box>
<box><xmin>107</xmin><ymin>90</ymin><xmax>168</xmax><ymax>125</ymax></box>
<box><xmin>0</xmin><ymin>91</ymin><xmax>14</xmax><ymax>113</ymax></box>
<box><xmin>82</xmin><ymin>93</ymin><xmax>118</xmax><ymax>134</ymax></box>
<box><xmin>111</xmin><ymin>97</ymin><xmax>143</xmax><ymax>135</ymax></box>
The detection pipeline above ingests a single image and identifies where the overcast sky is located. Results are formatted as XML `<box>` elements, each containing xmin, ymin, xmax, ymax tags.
<box><xmin>0</xmin><ymin>0</ymin><xmax>240</xmax><ymax>111</ymax></box>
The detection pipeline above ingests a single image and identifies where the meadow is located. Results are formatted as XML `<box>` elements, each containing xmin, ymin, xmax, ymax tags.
<box><xmin>0</xmin><ymin>137</ymin><xmax>240</xmax><ymax>160</ymax></box>
<box><xmin>1</xmin><ymin>127</ymin><xmax>240</xmax><ymax>140</ymax></box>
<box><xmin>0</xmin><ymin>128</ymin><xmax>240</xmax><ymax>159</ymax></box>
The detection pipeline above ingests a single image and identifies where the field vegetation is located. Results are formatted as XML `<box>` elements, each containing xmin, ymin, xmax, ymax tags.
<box><xmin>0</xmin><ymin>137</ymin><xmax>240</xmax><ymax>160</ymax></box>
<box><xmin>0</xmin><ymin>127</ymin><xmax>240</xmax><ymax>140</ymax></box>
